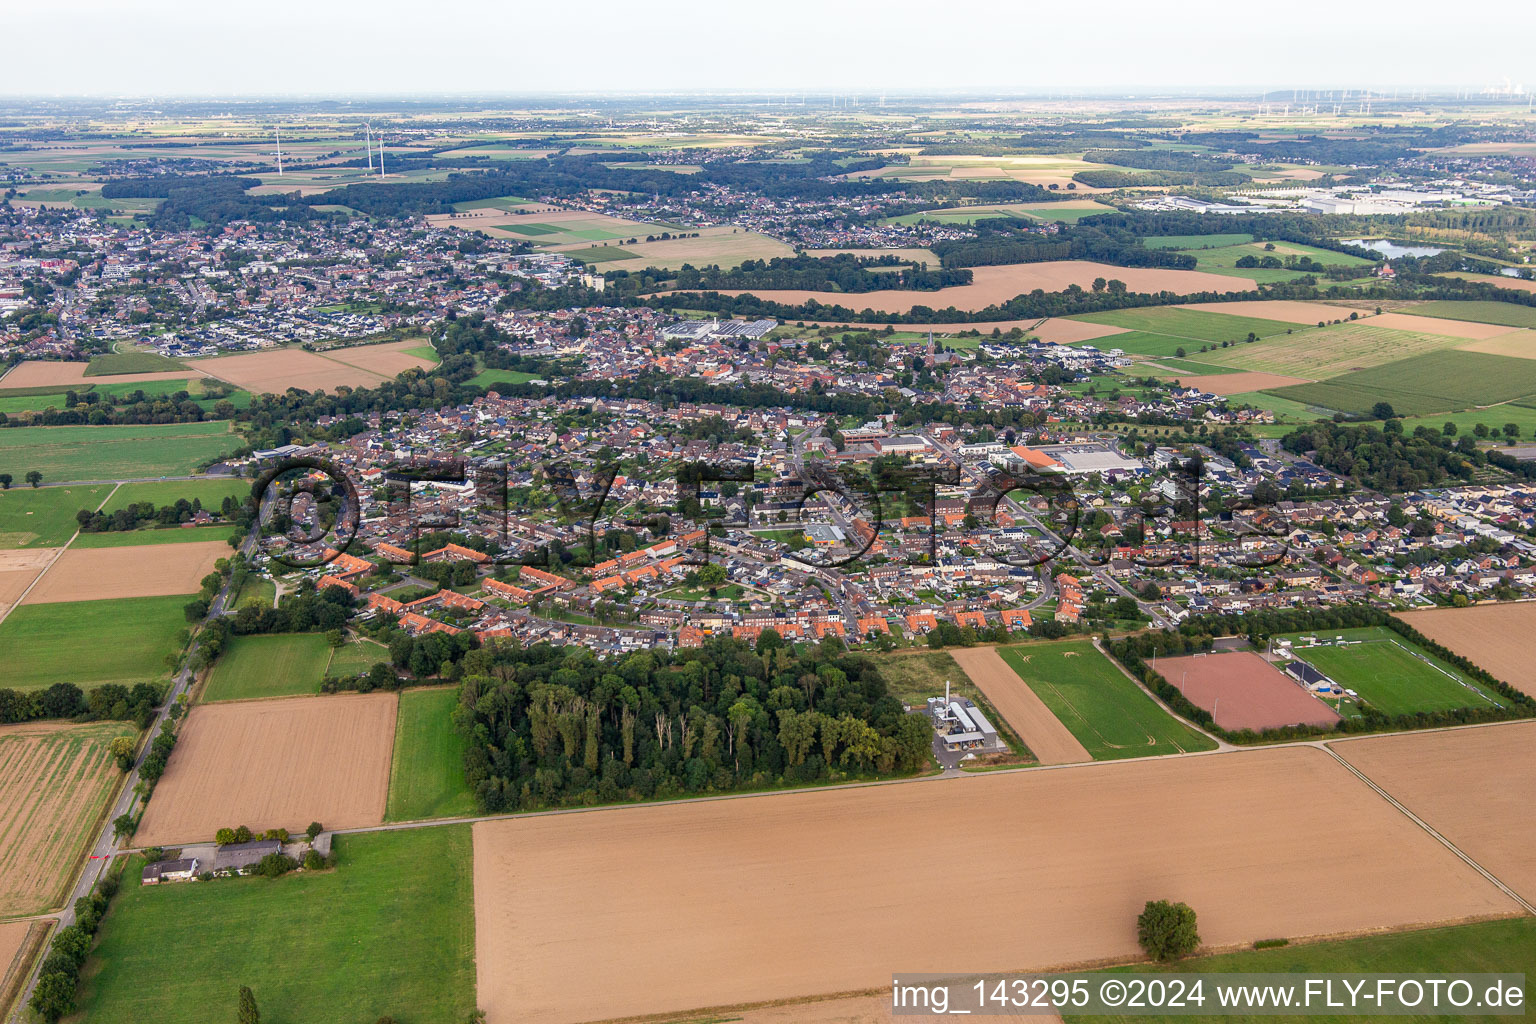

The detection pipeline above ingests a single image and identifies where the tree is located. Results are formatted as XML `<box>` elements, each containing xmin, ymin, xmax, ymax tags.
<box><xmin>25</xmin><ymin>470</ymin><xmax>42</xmax><ymax>488</ymax></box>
<box><xmin>112</xmin><ymin>813</ymin><xmax>137</xmax><ymax>839</ymax></box>
<box><xmin>0</xmin><ymin>473</ymin><xmax>10</xmax><ymax>490</ymax></box>
<box><xmin>306</xmin><ymin>821</ymin><xmax>324</xmax><ymax>841</ymax></box>
<box><xmin>1504</xmin><ymin>423</ymin><xmax>1520</xmax><ymax>440</ymax></box>
<box><xmin>31</xmin><ymin>970</ymin><xmax>76</xmax><ymax>1022</ymax></box>
<box><xmin>1137</xmin><ymin>900</ymin><xmax>1200</xmax><ymax>961</ymax></box>
<box><xmin>216</xmin><ymin>827</ymin><xmax>237</xmax><ymax>845</ymax></box>
<box><xmin>238</xmin><ymin>985</ymin><xmax>261</xmax><ymax>1024</ymax></box>
<box><xmin>1370</xmin><ymin>402</ymin><xmax>1396</xmax><ymax>420</ymax></box>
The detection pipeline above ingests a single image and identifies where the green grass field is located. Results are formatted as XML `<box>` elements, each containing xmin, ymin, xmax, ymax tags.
<box><xmin>74</xmin><ymin>826</ymin><xmax>476</xmax><ymax>1024</ymax></box>
<box><xmin>202</xmin><ymin>633</ymin><xmax>334</xmax><ymax>702</ymax></box>
<box><xmin>1076</xmin><ymin>330</ymin><xmax>1220</xmax><ymax>358</ymax></box>
<box><xmin>70</xmin><ymin>525</ymin><xmax>234</xmax><ymax>549</ymax></box>
<box><xmin>0</xmin><ymin>595</ymin><xmax>188</xmax><ymax>690</ymax></box>
<box><xmin>468</xmin><ymin>369</ymin><xmax>541</xmax><ymax>389</ymax></box>
<box><xmin>565</xmin><ymin>245</ymin><xmax>638</xmax><ymax>263</ymax></box>
<box><xmin>1067</xmin><ymin>308</ymin><xmax>1292</xmax><ymax>345</ymax></box>
<box><xmin>1201</xmin><ymin>322</ymin><xmax>1465</xmax><ymax>380</ymax></box>
<box><xmin>1142</xmin><ymin>233</ymin><xmax>1254</xmax><ymax>249</ymax></box>
<box><xmin>0</xmin><ymin>422</ymin><xmax>241</xmax><ymax>482</ymax></box>
<box><xmin>0</xmin><ymin>484</ymin><xmax>112</xmax><ymax>547</ymax></box>
<box><xmin>326</xmin><ymin>637</ymin><xmax>389</xmax><ymax>676</ymax></box>
<box><xmin>1401</xmin><ymin>301</ymin><xmax>1536</xmax><ymax>330</ymax></box>
<box><xmin>101</xmin><ymin>477</ymin><xmax>251</xmax><ymax>513</ymax></box>
<box><xmin>497</xmin><ymin>221</ymin><xmax>560</xmax><ymax>236</ymax></box>
<box><xmin>1268</xmin><ymin>350</ymin><xmax>1536</xmax><ymax>416</ymax></box>
<box><xmin>84</xmin><ymin>352</ymin><xmax>187</xmax><ymax>376</ymax></box>
<box><xmin>450</xmin><ymin>194</ymin><xmax>530</xmax><ymax>212</ymax></box>
<box><xmin>0</xmin><ymin>390</ymin><xmax>73</xmax><ymax>415</ymax></box>
<box><xmin>1275</xmin><ymin>627</ymin><xmax>1502</xmax><ymax>716</ymax></box>
<box><xmin>996</xmin><ymin>640</ymin><xmax>1216</xmax><ymax>759</ymax></box>
<box><xmin>1395</xmin><ymin>403</ymin><xmax>1536</xmax><ymax>438</ymax></box>
<box><xmin>1067</xmin><ymin>917</ymin><xmax>1536</xmax><ymax>1024</ymax></box>
<box><xmin>234</xmin><ymin>576</ymin><xmax>276</xmax><ymax>610</ymax></box>
<box><xmin>386</xmin><ymin>687</ymin><xmax>477</xmax><ymax>821</ymax></box>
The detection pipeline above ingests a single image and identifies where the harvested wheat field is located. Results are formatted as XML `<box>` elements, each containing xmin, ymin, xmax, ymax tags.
<box><xmin>0</xmin><ymin>361</ymin><xmax>207</xmax><ymax>389</ymax></box>
<box><xmin>1155</xmin><ymin>652</ymin><xmax>1341</xmax><ymax>731</ymax></box>
<box><xmin>20</xmin><ymin>540</ymin><xmax>226</xmax><ymax>605</ymax></box>
<box><xmin>472</xmin><ymin>746</ymin><xmax>1512</xmax><ymax>1024</ymax></box>
<box><xmin>1454</xmin><ymin>330</ymin><xmax>1536</xmax><ymax>360</ymax></box>
<box><xmin>191</xmin><ymin>343</ymin><xmax>433</xmax><ymax>394</ymax></box>
<box><xmin>716</xmin><ymin>992</ymin><xmax>1058</xmax><ymax>1024</ymax></box>
<box><xmin>1395</xmin><ymin>605</ymin><xmax>1536</xmax><ymax>696</ymax></box>
<box><xmin>1174</xmin><ymin>371</ymin><xmax>1313</xmax><ymax>395</ymax></box>
<box><xmin>949</xmin><ymin>646</ymin><xmax>1089</xmax><ymax>764</ymax></box>
<box><xmin>0</xmin><ymin>720</ymin><xmax>134</xmax><ymax>917</ymax></box>
<box><xmin>806</xmin><ymin>247</ymin><xmax>941</xmax><ymax>265</ymax></box>
<box><xmin>1333</xmin><ymin>721</ymin><xmax>1536</xmax><ymax>904</ymax></box>
<box><xmin>1176</xmin><ymin>300</ymin><xmax>1361</xmax><ymax>324</ymax></box>
<box><xmin>696</xmin><ymin>262</ymin><xmax>1253</xmax><ymax>314</ymax></box>
<box><xmin>0</xmin><ymin>919</ymin><xmax>33</xmax><ymax>993</ymax></box>
<box><xmin>1031</xmin><ymin>317</ymin><xmax>1131</xmax><ymax>345</ymax></box>
<box><xmin>0</xmin><ymin>548</ymin><xmax>58</xmax><ymax>617</ymax></box>
<box><xmin>135</xmin><ymin>693</ymin><xmax>397</xmax><ymax>846</ymax></box>
<box><xmin>1364</xmin><ymin>312</ymin><xmax>1519</xmax><ymax>339</ymax></box>
<box><xmin>317</xmin><ymin>339</ymin><xmax>438</xmax><ymax>378</ymax></box>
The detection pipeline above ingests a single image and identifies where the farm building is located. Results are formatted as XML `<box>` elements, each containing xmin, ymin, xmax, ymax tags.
<box><xmin>215</xmin><ymin>839</ymin><xmax>282</xmax><ymax>873</ymax></box>
<box><xmin>142</xmin><ymin>858</ymin><xmax>200</xmax><ymax>885</ymax></box>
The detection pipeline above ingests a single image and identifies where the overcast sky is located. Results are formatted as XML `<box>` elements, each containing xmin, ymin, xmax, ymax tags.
<box><xmin>7</xmin><ymin>0</ymin><xmax>1536</xmax><ymax>97</ymax></box>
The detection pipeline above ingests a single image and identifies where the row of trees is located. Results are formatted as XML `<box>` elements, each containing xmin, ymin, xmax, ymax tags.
<box><xmin>0</xmin><ymin>681</ymin><xmax>162</xmax><ymax>725</ymax></box>
<box><xmin>30</xmin><ymin>872</ymin><xmax>122</xmax><ymax>1022</ymax></box>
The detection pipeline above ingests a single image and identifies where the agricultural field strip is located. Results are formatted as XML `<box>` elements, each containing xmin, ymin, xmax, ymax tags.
<box><xmin>0</xmin><ymin>482</ymin><xmax>118</xmax><ymax>629</ymax></box>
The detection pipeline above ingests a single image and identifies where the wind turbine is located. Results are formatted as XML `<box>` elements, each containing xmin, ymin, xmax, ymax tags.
<box><xmin>275</xmin><ymin>124</ymin><xmax>283</xmax><ymax>176</ymax></box>
<box><xmin>377</xmin><ymin>128</ymin><xmax>385</xmax><ymax>178</ymax></box>
<box><xmin>365</xmin><ymin>123</ymin><xmax>373</xmax><ymax>172</ymax></box>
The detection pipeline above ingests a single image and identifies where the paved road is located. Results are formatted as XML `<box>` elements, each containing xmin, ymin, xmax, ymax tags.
<box><xmin>8</xmin><ymin>506</ymin><xmax>259</xmax><ymax>1021</ymax></box>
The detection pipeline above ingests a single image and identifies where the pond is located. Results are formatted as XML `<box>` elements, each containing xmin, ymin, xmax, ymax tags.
<box><xmin>1340</xmin><ymin>238</ymin><xmax>1446</xmax><ymax>259</ymax></box>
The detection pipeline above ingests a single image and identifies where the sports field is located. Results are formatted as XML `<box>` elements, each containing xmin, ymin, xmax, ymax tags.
<box><xmin>202</xmin><ymin>632</ymin><xmax>335</xmax><ymax>702</ymax></box>
<box><xmin>74</xmin><ymin>826</ymin><xmax>476</xmax><ymax>1024</ymax></box>
<box><xmin>994</xmin><ymin>641</ymin><xmax>1216</xmax><ymax>759</ymax></box>
<box><xmin>0</xmin><ymin>422</ymin><xmax>241</xmax><ymax>481</ymax></box>
<box><xmin>472</xmin><ymin>746</ymin><xmax>1513</xmax><ymax>1024</ymax></box>
<box><xmin>135</xmin><ymin>693</ymin><xmax>397</xmax><ymax>845</ymax></box>
<box><xmin>468</xmin><ymin>369</ymin><xmax>541</xmax><ymax>389</ymax></box>
<box><xmin>1276</xmin><ymin>628</ymin><xmax>1501</xmax><ymax>715</ymax></box>
<box><xmin>0</xmin><ymin>484</ymin><xmax>112</xmax><ymax>547</ymax></box>
<box><xmin>1269</xmin><ymin>350</ymin><xmax>1536</xmax><ymax>415</ymax></box>
<box><xmin>1155</xmin><ymin>651</ymin><xmax>1340</xmax><ymax>731</ymax></box>
<box><xmin>326</xmin><ymin>636</ymin><xmax>389</xmax><ymax>676</ymax></box>
<box><xmin>1333</xmin><ymin>721</ymin><xmax>1536</xmax><ymax>904</ymax></box>
<box><xmin>0</xmin><ymin>594</ymin><xmax>188</xmax><ymax>690</ymax></box>
<box><xmin>0</xmin><ymin>720</ymin><xmax>136</xmax><ymax>917</ymax></box>
<box><xmin>387</xmin><ymin>687</ymin><xmax>477</xmax><ymax>821</ymax></box>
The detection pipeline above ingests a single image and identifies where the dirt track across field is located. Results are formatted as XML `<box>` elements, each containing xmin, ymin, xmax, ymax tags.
<box><xmin>1155</xmin><ymin>652</ymin><xmax>1341</xmax><ymax>731</ymax></box>
<box><xmin>949</xmin><ymin>646</ymin><xmax>1090</xmax><ymax>764</ymax></box>
<box><xmin>1395</xmin><ymin>605</ymin><xmax>1536</xmax><ymax>696</ymax></box>
<box><xmin>1332</xmin><ymin>721</ymin><xmax>1536</xmax><ymax>904</ymax></box>
<box><xmin>472</xmin><ymin>746</ymin><xmax>1514</xmax><ymax>1024</ymax></box>
<box><xmin>0</xmin><ymin>548</ymin><xmax>58</xmax><ymax>617</ymax></box>
<box><xmin>135</xmin><ymin>693</ymin><xmax>397</xmax><ymax>845</ymax></box>
<box><xmin>20</xmin><ymin>540</ymin><xmax>226</xmax><ymax>604</ymax></box>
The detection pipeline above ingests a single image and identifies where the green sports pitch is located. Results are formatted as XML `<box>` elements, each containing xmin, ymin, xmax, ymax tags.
<box><xmin>996</xmin><ymin>640</ymin><xmax>1216</xmax><ymax>759</ymax></box>
<box><xmin>1274</xmin><ymin>627</ymin><xmax>1502</xmax><ymax>716</ymax></box>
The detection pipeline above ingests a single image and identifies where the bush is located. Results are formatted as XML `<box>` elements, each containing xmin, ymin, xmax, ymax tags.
<box><xmin>302</xmin><ymin>849</ymin><xmax>324</xmax><ymax>871</ymax></box>
<box><xmin>1138</xmin><ymin>900</ymin><xmax>1200</xmax><ymax>961</ymax></box>
<box><xmin>256</xmin><ymin>852</ymin><xmax>298</xmax><ymax>878</ymax></box>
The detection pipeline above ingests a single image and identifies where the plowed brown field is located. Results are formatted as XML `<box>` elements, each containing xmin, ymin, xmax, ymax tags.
<box><xmin>135</xmin><ymin>693</ymin><xmax>396</xmax><ymax>846</ymax></box>
<box><xmin>1395</xmin><ymin>605</ymin><xmax>1536</xmax><ymax>696</ymax></box>
<box><xmin>190</xmin><ymin>340</ymin><xmax>436</xmax><ymax>395</ymax></box>
<box><xmin>1333</xmin><ymin>721</ymin><xmax>1536</xmax><ymax>904</ymax></box>
<box><xmin>1172</xmin><ymin>371</ymin><xmax>1313</xmax><ymax>395</ymax></box>
<box><xmin>0</xmin><ymin>362</ymin><xmax>206</xmax><ymax>388</ymax></box>
<box><xmin>20</xmin><ymin>540</ymin><xmax>226</xmax><ymax>604</ymax></box>
<box><xmin>472</xmin><ymin>746</ymin><xmax>1513</xmax><ymax>1024</ymax></box>
<box><xmin>0</xmin><ymin>548</ymin><xmax>57</xmax><ymax>617</ymax></box>
<box><xmin>0</xmin><ymin>721</ymin><xmax>133</xmax><ymax>917</ymax></box>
